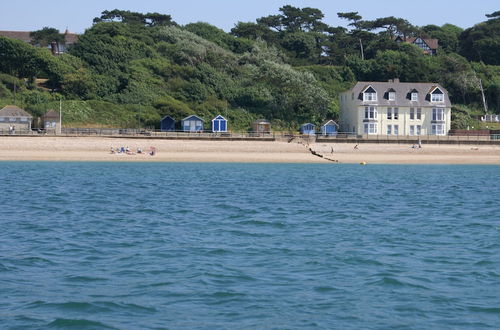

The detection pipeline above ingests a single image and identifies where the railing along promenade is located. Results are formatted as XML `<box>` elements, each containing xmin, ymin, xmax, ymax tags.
<box><xmin>1</xmin><ymin>128</ymin><xmax>500</xmax><ymax>144</ymax></box>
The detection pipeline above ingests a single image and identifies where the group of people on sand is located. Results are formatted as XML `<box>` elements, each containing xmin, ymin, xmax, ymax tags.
<box><xmin>110</xmin><ymin>146</ymin><xmax>156</xmax><ymax>156</ymax></box>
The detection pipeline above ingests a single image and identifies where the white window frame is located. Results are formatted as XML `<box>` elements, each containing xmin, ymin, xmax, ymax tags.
<box><xmin>387</xmin><ymin>125</ymin><xmax>392</xmax><ymax>135</ymax></box>
<box><xmin>411</xmin><ymin>92</ymin><xmax>418</xmax><ymax>101</ymax></box>
<box><xmin>387</xmin><ymin>108</ymin><xmax>392</xmax><ymax>120</ymax></box>
<box><xmin>431</xmin><ymin>93</ymin><xmax>444</xmax><ymax>102</ymax></box>
<box><xmin>388</xmin><ymin>92</ymin><xmax>396</xmax><ymax>101</ymax></box>
<box><xmin>364</xmin><ymin>92</ymin><xmax>377</xmax><ymax>101</ymax></box>
<box><xmin>394</xmin><ymin>125</ymin><xmax>399</xmax><ymax>136</ymax></box>
<box><xmin>416</xmin><ymin>125</ymin><xmax>421</xmax><ymax>135</ymax></box>
<box><xmin>416</xmin><ymin>108</ymin><xmax>422</xmax><ymax>120</ymax></box>
<box><xmin>364</xmin><ymin>106</ymin><xmax>377</xmax><ymax>119</ymax></box>
<box><xmin>410</xmin><ymin>108</ymin><xmax>415</xmax><ymax>120</ymax></box>
<box><xmin>394</xmin><ymin>108</ymin><xmax>399</xmax><ymax>120</ymax></box>
<box><xmin>364</xmin><ymin>123</ymin><xmax>378</xmax><ymax>134</ymax></box>
<box><xmin>432</xmin><ymin>124</ymin><xmax>445</xmax><ymax>135</ymax></box>
<box><xmin>432</xmin><ymin>108</ymin><xmax>445</xmax><ymax>121</ymax></box>
<box><xmin>410</xmin><ymin>125</ymin><xmax>415</xmax><ymax>136</ymax></box>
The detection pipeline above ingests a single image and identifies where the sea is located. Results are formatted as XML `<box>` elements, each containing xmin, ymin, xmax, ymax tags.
<box><xmin>1</xmin><ymin>162</ymin><xmax>499</xmax><ymax>329</ymax></box>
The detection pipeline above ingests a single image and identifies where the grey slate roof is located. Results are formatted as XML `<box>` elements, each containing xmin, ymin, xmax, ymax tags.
<box><xmin>346</xmin><ymin>81</ymin><xmax>451</xmax><ymax>107</ymax></box>
<box><xmin>41</xmin><ymin>109</ymin><xmax>60</xmax><ymax>120</ymax></box>
<box><xmin>0</xmin><ymin>105</ymin><xmax>33</xmax><ymax>118</ymax></box>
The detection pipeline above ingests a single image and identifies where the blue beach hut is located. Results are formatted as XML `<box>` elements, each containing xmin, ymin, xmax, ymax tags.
<box><xmin>160</xmin><ymin>115</ymin><xmax>175</xmax><ymax>131</ymax></box>
<box><xmin>212</xmin><ymin>115</ymin><xmax>228</xmax><ymax>133</ymax></box>
<box><xmin>181</xmin><ymin>115</ymin><xmax>204</xmax><ymax>132</ymax></box>
<box><xmin>321</xmin><ymin>120</ymin><xmax>338</xmax><ymax>136</ymax></box>
<box><xmin>300</xmin><ymin>123</ymin><xmax>316</xmax><ymax>135</ymax></box>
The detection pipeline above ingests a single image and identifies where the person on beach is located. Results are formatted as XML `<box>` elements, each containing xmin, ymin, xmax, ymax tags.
<box><xmin>110</xmin><ymin>147</ymin><xmax>115</xmax><ymax>154</ymax></box>
<box><xmin>149</xmin><ymin>146</ymin><xmax>156</xmax><ymax>156</ymax></box>
<box><xmin>137</xmin><ymin>147</ymin><xmax>142</xmax><ymax>154</ymax></box>
<box><xmin>354</xmin><ymin>144</ymin><xmax>359</xmax><ymax>150</ymax></box>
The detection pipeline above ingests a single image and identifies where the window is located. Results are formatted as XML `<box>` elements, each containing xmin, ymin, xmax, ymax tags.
<box><xmin>364</xmin><ymin>92</ymin><xmax>377</xmax><ymax>101</ymax></box>
<box><xmin>0</xmin><ymin>117</ymin><xmax>4</xmax><ymax>122</ymax></box>
<box><xmin>388</xmin><ymin>92</ymin><xmax>396</xmax><ymax>101</ymax></box>
<box><xmin>9</xmin><ymin>118</ymin><xmax>16</xmax><ymax>122</ymax></box>
<box><xmin>411</xmin><ymin>92</ymin><xmax>418</xmax><ymax>101</ymax></box>
<box><xmin>364</xmin><ymin>123</ymin><xmax>377</xmax><ymax>134</ymax></box>
<box><xmin>432</xmin><ymin>124</ymin><xmax>445</xmax><ymax>135</ymax></box>
<box><xmin>21</xmin><ymin>118</ymin><xmax>28</xmax><ymax>122</ymax></box>
<box><xmin>431</xmin><ymin>93</ymin><xmax>444</xmax><ymax>102</ymax></box>
<box><xmin>410</xmin><ymin>125</ymin><xmax>415</xmax><ymax>136</ymax></box>
<box><xmin>394</xmin><ymin>108</ymin><xmax>399</xmax><ymax>120</ymax></box>
<box><xmin>416</xmin><ymin>108</ymin><xmax>421</xmax><ymax>120</ymax></box>
<box><xmin>394</xmin><ymin>125</ymin><xmax>399</xmax><ymax>135</ymax></box>
<box><xmin>387</xmin><ymin>108</ymin><xmax>392</xmax><ymax>120</ymax></box>
<box><xmin>410</xmin><ymin>108</ymin><xmax>415</xmax><ymax>120</ymax></box>
<box><xmin>432</xmin><ymin>108</ymin><xmax>445</xmax><ymax>121</ymax></box>
<box><xmin>364</xmin><ymin>106</ymin><xmax>377</xmax><ymax>119</ymax></box>
<box><xmin>416</xmin><ymin>125</ymin><xmax>421</xmax><ymax>135</ymax></box>
<box><xmin>387</xmin><ymin>125</ymin><xmax>392</xmax><ymax>135</ymax></box>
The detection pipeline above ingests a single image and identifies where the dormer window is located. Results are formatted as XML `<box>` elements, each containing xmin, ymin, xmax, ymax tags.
<box><xmin>363</xmin><ymin>86</ymin><xmax>377</xmax><ymax>101</ymax></box>
<box><xmin>411</xmin><ymin>92</ymin><xmax>418</xmax><ymax>101</ymax></box>
<box><xmin>430</xmin><ymin>87</ymin><xmax>444</xmax><ymax>102</ymax></box>
<box><xmin>388</xmin><ymin>92</ymin><xmax>395</xmax><ymax>101</ymax></box>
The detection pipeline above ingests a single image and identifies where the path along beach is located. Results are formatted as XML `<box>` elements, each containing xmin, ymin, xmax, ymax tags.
<box><xmin>1</xmin><ymin>136</ymin><xmax>500</xmax><ymax>164</ymax></box>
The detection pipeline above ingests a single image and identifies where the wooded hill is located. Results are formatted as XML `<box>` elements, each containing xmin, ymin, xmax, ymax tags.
<box><xmin>0</xmin><ymin>7</ymin><xmax>499</xmax><ymax>131</ymax></box>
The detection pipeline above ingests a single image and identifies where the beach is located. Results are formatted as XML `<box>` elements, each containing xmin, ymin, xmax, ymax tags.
<box><xmin>0</xmin><ymin>136</ymin><xmax>499</xmax><ymax>164</ymax></box>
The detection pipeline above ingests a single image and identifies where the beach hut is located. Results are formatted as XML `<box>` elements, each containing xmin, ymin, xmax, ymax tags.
<box><xmin>300</xmin><ymin>123</ymin><xmax>316</xmax><ymax>135</ymax></box>
<box><xmin>160</xmin><ymin>115</ymin><xmax>175</xmax><ymax>131</ymax></box>
<box><xmin>41</xmin><ymin>109</ymin><xmax>60</xmax><ymax>131</ymax></box>
<box><xmin>212</xmin><ymin>115</ymin><xmax>228</xmax><ymax>133</ymax></box>
<box><xmin>181</xmin><ymin>115</ymin><xmax>204</xmax><ymax>132</ymax></box>
<box><xmin>252</xmin><ymin>119</ymin><xmax>271</xmax><ymax>134</ymax></box>
<box><xmin>321</xmin><ymin>120</ymin><xmax>338</xmax><ymax>136</ymax></box>
<box><xmin>0</xmin><ymin>105</ymin><xmax>32</xmax><ymax>132</ymax></box>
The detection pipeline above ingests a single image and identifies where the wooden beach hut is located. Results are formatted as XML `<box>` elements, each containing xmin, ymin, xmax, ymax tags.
<box><xmin>321</xmin><ymin>120</ymin><xmax>338</xmax><ymax>136</ymax></box>
<box><xmin>212</xmin><ymin>115</ymin><xmax>228</xmax><ymax>133</ymax></box>
<box><xmin>181</xmin><ymin>115</ymin><xmax>204</xmax><ymax>132</ymax></box>
<box><xmin>0</xmin><ymin>105</ymin><xmax>32</xmax><ymax>132</ymax></box>
<box><xmin>252</xmin><ymin>119</ymin><xmax>271</xmax><ymax>134</ymax></box>
<box><xmin>300</xmin><ymin>123</ymin><xmax>316</xmax><ymax>135</ymax></box>
<box><xmin>41</xmin><ymin>109</ymin><xmax>60</xmax><ymax>131</ymax></box>
<box><xmin>160</xmin><ymin>115</ymin><xmax>175</xmax><ymax>131</ymax></box>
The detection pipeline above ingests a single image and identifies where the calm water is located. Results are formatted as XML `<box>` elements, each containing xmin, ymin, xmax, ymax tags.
<box><xmin>1</xmin><ymin>162</ymin><xmax>499</xmax><ymax>329</ymax></box>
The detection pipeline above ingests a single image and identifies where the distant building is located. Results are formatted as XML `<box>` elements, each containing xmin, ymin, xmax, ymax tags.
<box><xmin>300</xmin><ymin>123</ymin><xmax>316</xmax><ymax>135</ymax></box>
<box><xmin>320</xmin><ymin>120</ymin><xmax>338</xmax><ymax>136</ymax></box>
<box><xmin>212</xmin><ymin>115</ymin><xmax>228</xmax><ymax>133</ymax></box>
<box><xmin>394</xmin><ymin>36</ymin><xmax>438</xmax><ymax>55</ymax></box>
<box><xmin>0</xmin><ymin>105</ymin><xmax>33</xmax><ymax>132</ymax></box>
<box><xmin>160</xmin><ymin>115</ymin><xmax>175</xmax><ymax>131</ymax></box>
<box><xmin>41</xmin><ymin>109</ymin><xmax>60</xmax><ymax>131</ymax></box>
<box><xmin>252</xmin><ymin>119</ymin><xmax>271</xmax><ymax>134</ymax></box>
<box><xmin>0</xmin><ymin>29</ymin><xmax>78</xmax><ymax>54</ymax></box>
<box><xmin>339</xmin><ymin>79</ymin><xmax>451</xmax><ymax>136</ymax></box>
<box><xmin>181</xmin><ymin>115</ymin><xmax>204</xmax><ymax>132</ymax></box>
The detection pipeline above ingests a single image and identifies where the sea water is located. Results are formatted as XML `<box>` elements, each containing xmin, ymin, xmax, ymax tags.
<box><xmin>1</xmin><ymin>162</ymin><xmax>499</xmax><ymax>329</ymax></box>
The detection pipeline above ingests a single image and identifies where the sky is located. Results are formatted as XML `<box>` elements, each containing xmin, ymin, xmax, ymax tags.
<box><xmin>0</xmin><ymin>0</ymin><xmax>498</xmax><ymax>33</ymax></box>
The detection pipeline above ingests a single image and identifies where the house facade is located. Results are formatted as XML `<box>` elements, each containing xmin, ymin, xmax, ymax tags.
<box><xmin>339</xmin><ymin>79</ymin><xmax>451</xmax><ymax>136</ymax></box>
<box><xmin>0</xmin><ymin>105</ymin><xmax>33</xmax><ymax>132</ymax></box>
<box><xmin>0</xmin><ymin>29</ymin><xmax>78</xmax><ymax>54</ymax></box>
<box><xmin>394</xmin><ymin>36</ymin><xmax>438</xmax><ymax>55</ymax></box>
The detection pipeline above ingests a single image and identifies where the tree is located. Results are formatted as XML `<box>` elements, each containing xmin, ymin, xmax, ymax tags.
<box><xmin>30</xmin><ymin>27</ymin><xmax>65</xmax><ymax>48</ymax></box>
<box><xmin>93</xmin><ymin>9</ymin><xmax>176</xmax><ymax>27</ymax></box>
<box><xmin>459</xmin><ymin>15</ymin><xmax>500</xmax><ymax>65</ymax></box>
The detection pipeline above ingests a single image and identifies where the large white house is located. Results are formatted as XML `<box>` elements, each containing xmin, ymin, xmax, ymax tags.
<box><xmin>339</xmin><ymin>79</ymin><xmax>451</xmax><ymax>136</ymax></box>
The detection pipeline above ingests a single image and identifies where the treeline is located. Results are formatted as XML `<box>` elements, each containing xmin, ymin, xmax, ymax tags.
<box><xmin>0</xmin><ymin>7</ymin><xmax>498</xmax><ymax>130</ymax></box>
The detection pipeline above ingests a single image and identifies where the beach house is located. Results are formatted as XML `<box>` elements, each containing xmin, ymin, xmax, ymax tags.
<box><xmin>0</xmin><ymin>105</ymin><xmax>33</xmax><ymax>132</ymax></box>
<box><xmin>160</xmin><ymin>115</ymin><xmax>175</xmax><ymax>131</ymax></box>
<box><xmin>41</xmin><ymin>109</ymin><xmax>60</xmax><ymax>131</ymax></box>
<box><xmin>252</xmin><ymin>119</ymin><xmax>271</xmax><ymax>135</ymax></box>
<box><xmin>181</xmin><ymin>115</ymin><xmax>204</xmax><ymax>132</ymax></box>
<box><xmin>339</xmin><ymin>79</ymin><xmax>451</xmax><ymax>136</ymax></box>
<box><xmin>394</xmin><ymin>36</ymin><xmax>438</xmax><ymax>55</ymax></box>
<box><xmin>320</xmin><ymin>120</ymin><xmax>338</xmax><ymax>136</ymax></box>
<box><xmin>300</xmin><ymin>123</ymin><xmax>316</xmax><ymax>135</ymax></box>
<box><xmin>212</xmin><ymin>115</ymin><xmax>228</xmax><ymax>133</ymax></box>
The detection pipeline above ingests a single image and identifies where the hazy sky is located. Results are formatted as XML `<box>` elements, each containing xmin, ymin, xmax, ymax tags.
<box><xmin>0</xmin><ymin>0</ymin><xmax>497</xmax><ymax>33</ymax></box>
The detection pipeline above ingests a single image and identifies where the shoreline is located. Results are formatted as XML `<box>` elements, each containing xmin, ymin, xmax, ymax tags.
<box><xmin>1</xmin><ymin>136</ymin><xmax>500</xmax><ymax>164</ymax></box>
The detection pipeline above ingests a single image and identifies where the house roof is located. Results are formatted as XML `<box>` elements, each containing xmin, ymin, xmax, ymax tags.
<box><xmin>0</xmin><ymin>30</ymin><xmax>78</xmax><ymax>44</ymax></box>
<box><xmin>253</xmin><ymin>119</ymin><xmax>270</xmax><ymax>125</ymax></box>
<box><xmin>0</xmin><ymin>105</ymin><xmax>33</xmax><ymax>118</ymax></box>
<box><xmin>321</xmin><ymin>120</ymin><xmax>338</xmax><ymax>127</ymax></box>
<box><xmin>301</xmin><ymin>122</ymin><xmax>315</xmax><ymax>126</ymax></box>
<box><xmin>212</xmin><ymin>115</ymin><xmax>227</xmax><ymax>121</ymax></box>
<box><xmin>344</xmin><ymin>81</ymin><xmax>451</xmax><ymax>107</ymax></box>
<box><xmin>406</xmin><ymin>37</ymin><xmax>439</xmax><ymax>50</ymax></box>
<box><xmin>161</xmin><ymin>115</ymin><xmax>175</xmax><ymax>121</ymax></box>
<box><xmin>41</xmin><ymin>109</ymin><xmax>60</xmax><ymax>119</ymax></box>
<box><xmin>182</xmin><ymin>115</ymin><xmax>204</xmax><ymax>122</ymax></box>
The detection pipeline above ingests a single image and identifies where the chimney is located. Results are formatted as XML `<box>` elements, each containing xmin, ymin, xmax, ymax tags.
<box><xmin>393</xmin><ymin>78</ymin><xmax>400</xmax><ymax>83</ymax></box>
<box><xmin>388</xmin><ymin>79</ymin><xmax>393</xmax><ymax>83</ymax></box>
<box><xmin>50</xmin><ymin>41</ymin><xmax>59</xmax><ymax>55</ymax></box>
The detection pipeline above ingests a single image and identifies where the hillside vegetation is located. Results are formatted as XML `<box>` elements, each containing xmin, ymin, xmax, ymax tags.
<box><xmin>0</xmin><ymin>7</ymin><xmax>499</xmax><ymax>131</ymax></box>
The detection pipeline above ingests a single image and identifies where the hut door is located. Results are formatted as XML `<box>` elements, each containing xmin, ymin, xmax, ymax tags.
<box><xmin>190</xmin><ymin>121</ymin><xmax>196</xmax><ymax>131</ymax></box>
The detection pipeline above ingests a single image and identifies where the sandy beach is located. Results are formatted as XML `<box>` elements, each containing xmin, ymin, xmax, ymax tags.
<box><xmin>0</xmin><ymin>136</ymin><xmax>499</xmax><ymax>164</ymax></box>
